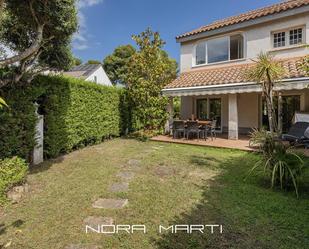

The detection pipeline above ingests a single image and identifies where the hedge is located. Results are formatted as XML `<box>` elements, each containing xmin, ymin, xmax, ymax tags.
<box><xmin>0</xmin><ymin>84</ymin><xmax>44</xmax><ymax>160</ymax></box>
<box><xmin>0</xmin><ymin>156</ymin><xmax>28</xmax><ymax>204</ymax></box>
<box><xmin>0</xmin><ymin>75</ymin><xmax>129</xmax><ymax>160</ymax></box>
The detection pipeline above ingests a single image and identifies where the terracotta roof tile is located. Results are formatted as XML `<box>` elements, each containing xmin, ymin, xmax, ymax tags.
<box><xmin>177</xmin><ymin>0</ymin><xmax>309</xmax><ymax>40</ymax></box>
<box><xmin>164</xmin><ymin>57</ymin><xmax>307</xmax><ymax>89</ymax></box>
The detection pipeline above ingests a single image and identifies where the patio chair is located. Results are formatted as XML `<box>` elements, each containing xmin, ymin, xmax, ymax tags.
<box><xmin>282</xmin><ymin>122</ymin><xmax>309</xmax><ymax>146</ymax></box>
<box><xmin>172</xmin><ymin>120</ymin><xmax>186</xmax><ymax>139</ymax></box>
<box><xmin>209</xmin><ymin>120</ymin><xmax>217</xmax><ymax>141</ymax></box>
<box><xmin>199</xmin><ymin>125</ymin><xmax>208</xmax><ymax>141</ymax></box>
<box><xmin>186</xmin><ymin>121</ymin><xmax>201</xmax><ymax>140</ymax></box>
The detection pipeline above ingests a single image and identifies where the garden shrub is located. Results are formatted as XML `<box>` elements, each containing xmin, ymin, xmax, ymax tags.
<box><xmin>0</xmin><ymin>84</ymin><xmax>44</xmax><ymax>160</ymax></box>
<box><xmin>248</xmin><ymin>129</ymin><xmax>307</xmax><ymax>197</ymax></box>
<box><xmin>0</xmin><ymin>156</ymin><xmax>28</xmax><ymax>203</ymax></box>
<box><xmin>34</xmin><ymin>75</ymin><xmax>126</xmax><ymax>158</ymax></box>
<box><xmin>0</xmin><ymin>75</ymin><xmax>129</xmax><ymax>160</ymax></box>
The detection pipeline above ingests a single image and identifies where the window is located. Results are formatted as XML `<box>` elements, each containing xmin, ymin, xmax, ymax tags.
<box><xmin>195</xmin><ymin>43</ymin><xmax>206</xmax><ymax>65</ymax></box>
<box><xmin>207</xmin><ymin>37</ymin><xmax>229</xmax><ymax>63</ymax></box>
<box><xmin>230</xmin><ymin>34</ymin><xmax>244</xmax><ymax>60</ymax></box>
<box><xmin>272</xmin><ymin>27</ymin><xmax>304</xmax><ymax>48</ymax></box>
<box><xmin>194</xmin><ymin>34</ymin><xmax>244</xmax><ymax>66</ymax></box>
<box><xmin>94</xmin><ymin>76</ymin><xmax>97</xmax><ymax>83</ymax></box>
<box><xmin>289</xmin><ymin>28</ymin><xmax>303</xmax><ymax>45</ymax></box>
<box><xmin>273</xmin><ymin>32</ymin><xmax>286</xmax><ymax>48</ymax></box>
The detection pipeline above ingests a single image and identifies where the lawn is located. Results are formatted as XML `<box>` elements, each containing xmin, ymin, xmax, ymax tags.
<box><xmin>0</xmin><ymin>139</ymin><xmax>308</xmax><ymax>249</ymax></box>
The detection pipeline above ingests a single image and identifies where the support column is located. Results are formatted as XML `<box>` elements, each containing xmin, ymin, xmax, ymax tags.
<box><xmin>165</xmin><ymin>96</ymin><xmax>174</xmax><ymax>135</ymax></box>
<box><xmin>228</xmin><ymin>94</ymin><xmax>238</xmax><ymax>140</ymax></box>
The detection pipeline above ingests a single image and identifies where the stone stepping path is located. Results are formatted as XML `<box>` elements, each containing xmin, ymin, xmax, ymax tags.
<box><xmin>128</xmin><ymin>159</ymin><xmax>141</xmax><ymax>166</ymax></box>
<box><xmin>92</xmin><ymin>198</ymin><xmax>128</xmax><ymax>209</ymax></box>
<box><xmin>116</xmin><ymin>171</ymin><xmax>135</xmax><ymax>181</ymax></box>
<box><xmin>65</xmin><ymin>245</ymin><xmax>100</xmax><ymax>249</ymax></box>
<box><xmin>108</xmin><ymin>183</ymin><xmax>129</xmax><ymax>193</ymax></box>
<box><xmin>154</xmin><ymin>166</ymin><xmax>176</xmax><ymax>178</ymax></box>
<box><xmin>83</xmin><ymin>216</ymin><xmax>114</xmax><ymax>227</ymax></box>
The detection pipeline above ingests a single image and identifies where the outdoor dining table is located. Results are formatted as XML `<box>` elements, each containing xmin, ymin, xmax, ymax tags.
<box><xmin>196</xmin><ymin>120</ymin><xmax>212</xmax><ymax>126</ymax></box>
<box><xmin>180</xmin><ymin>120</ymin><xmax>212</xmax><ymax>127</ymax></box>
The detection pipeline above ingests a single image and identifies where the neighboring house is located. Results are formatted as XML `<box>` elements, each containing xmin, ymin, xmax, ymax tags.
<box><xmin>64</xmin><ymin>64</ymin><xmax>112</xmax><ymax>86</ymax></box>
<box><xmin>163</xmin><ymin>0</ymin><xmax>309</xmax><ymax>139</ymax></box>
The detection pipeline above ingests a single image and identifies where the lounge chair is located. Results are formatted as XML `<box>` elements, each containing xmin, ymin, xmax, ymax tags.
<box><xmin>282</xmin><ymin>122</ymin><xmax>309</xmax><ymax>146</ymax></box>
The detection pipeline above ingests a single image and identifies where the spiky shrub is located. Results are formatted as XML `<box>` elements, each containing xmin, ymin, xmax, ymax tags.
<box><xmin>0</xmin><ymin>156</ymin><xmax>28</xmax><ymax>204</ymax></box>
<box><xmin>249</xmin><ymin>129</ymin><xmax>305</xmax><ymax>197</ymax></box>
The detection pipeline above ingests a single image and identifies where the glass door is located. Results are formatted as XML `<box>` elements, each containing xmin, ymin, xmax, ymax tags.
<box><xmin>196</xmin><ymin>98</ymin><xmax>222</xmax><ymax>131</ymax></box>
<box><xmin>197</xmin><ymin>99</ymin><xmax>208</xmax><ymax>120</ymax></box>
<box><xmin>262</xmin><ymin>95</ymin><xmax>300</xmax><ymax>132</ymax></box>
<box><xmin>209</xmin><ymin>98</ymin><xmax>222</xmax><ymax>130</ymax></box>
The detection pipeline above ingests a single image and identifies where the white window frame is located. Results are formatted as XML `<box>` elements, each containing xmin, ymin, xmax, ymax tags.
<box><xmin>192</xmin><ymin>33</ymin><xmax>245</xmax><ymax>67</ymax></box>
<box><xmin>272</xmin><ymin>26</ymin><xmax>305</xmax><ymax>49</ymax></box>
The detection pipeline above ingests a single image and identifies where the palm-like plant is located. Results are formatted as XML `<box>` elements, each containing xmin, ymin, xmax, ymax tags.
<box><xmin>247</xmin><ymin>53</ymin><xmax>285</xmax><ymax>134</ymax></box>
<box><xmin>0</xmin><ymin>96</ymin><xmax>7</xmax><ymax>109</ymax></box>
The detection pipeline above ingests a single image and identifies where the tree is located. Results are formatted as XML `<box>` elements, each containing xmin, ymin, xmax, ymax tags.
<box><xmin>73</xmin><ymin>57</ymin><xmax>82</xmax><ymax>66</ymax></box>
<box><xmin>247</xmin><ymin>53</ymin><xmax>285</xmax><ymax>134</ymax></box>
<box><xmin>87</xmin><ymin>60</ymin><xmax>101</xmax><ymax>65</ymax></box>
<box><xmin>103</xmin><ymin>45</ymin><xmax>136</xmax><ymax>85</ymax></box>
<box><xmin>126</xmin><ymin>28</ymin><xmax>177</xmax><ymax>131</ymax></box>
<box><xmin>302</xmin><ymin>56</ymin><xmax>309</xmax><ymax>76</ymax></box>
<box><xmin>0</xmin><ymin>0</ymin><xmax>77</xmax><ymax>88</ymax></box>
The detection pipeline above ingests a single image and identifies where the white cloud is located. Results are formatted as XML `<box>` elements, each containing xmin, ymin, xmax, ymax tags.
<box><xmin>78</xmin><ymin>0</ymin><xmax>103</xmax><ymax>8</ymax></box>
<box><xmin>73</xmin><ymin>0</ymin><xmax>103</xmax><ymax>50</ymax></box>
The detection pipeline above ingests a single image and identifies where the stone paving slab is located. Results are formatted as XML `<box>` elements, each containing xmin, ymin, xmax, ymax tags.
<box><xmin>65</xmin><ymin>245</ymin><xmax>100</xmax><ymax>249</ymax></box>
<box><xmin>83</xmin><ymin>216</ymin><xmax>114</xmax><ymax>227</ymax></box>
<box><xmin>92</xmin><ymin>198</ymin><xmax>128</xmax><ymax>209</ymax></box>
<box><xmin>116</xmin><ymin>171</ymin><xmax>135</xmax><ymax>181</ymax></box>
<box><xmin>128</xmin><ymin>159</ymin><xmax>141</xmax><ymax>166</ymax></box>
<box><xmin>154</xmin><ymin>166</ymin><xmax>176</xmax><ymax>177</ymax></box>
<box><xmin>108</xmin><ymin>183</ymin><xmax>129</xmax><ymax>193</ymax></box>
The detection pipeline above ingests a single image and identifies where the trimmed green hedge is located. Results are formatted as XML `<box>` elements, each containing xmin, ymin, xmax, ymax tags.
<box><xmin>0</xmin><ymin>75</ymin><xmax>129</xmax><ymax>160</ymax></box>
<box><xmin>36</xmin><ymin>75</ymin><xmax>125</xmax><ymax>158</ymax></box>
<box><xmin>0</xmin><ymin>84</ymin><xmax>44</xmax><ymax>160</ymax></box>
<box><xmin>0</xmin><ymin>156</ymin><xmax>28</xmax><ymax>204</ymax></box>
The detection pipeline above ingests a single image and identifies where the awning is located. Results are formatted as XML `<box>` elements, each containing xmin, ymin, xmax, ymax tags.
<box><xmin>162</xmin><ymin>79</ymin><xmax>309</xmax><ymax>97</ymax></box>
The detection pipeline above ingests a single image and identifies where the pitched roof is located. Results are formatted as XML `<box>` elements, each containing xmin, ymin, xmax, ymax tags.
<box><xmin>63</xmin><ymin>64</ymin><xmax>101</xmax><ymax>79</ymax></box>
<box><xmin>177</xmin><ymin>0</ymin><xmax>309</xmax><ymax>40</ymax></box>
<box><xmin>164</xmin><ymin>57</ymin><xmax>307</xmax><ymax>89</ymax></box>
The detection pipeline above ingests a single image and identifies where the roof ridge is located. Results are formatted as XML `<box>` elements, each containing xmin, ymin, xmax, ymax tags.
<box><xmin>176</xmin><ymin>0</ymin><xmax>309</xmax><ymax>39</ymax></box>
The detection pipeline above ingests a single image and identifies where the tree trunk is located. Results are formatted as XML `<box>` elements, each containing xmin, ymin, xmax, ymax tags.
<box><xmin>277</xmin><ymin>92</ymin><xmax>283</xmax><ymax>135</ymax></box>
<box><xmin>265</xmin><ymin>69</ymin><xmax>278</xmax><ymax>134</ymax></box>
<box><xmin>266</xmin><ymin>94</ymin><xmax>274</xmax><ymax>134</ymax></box>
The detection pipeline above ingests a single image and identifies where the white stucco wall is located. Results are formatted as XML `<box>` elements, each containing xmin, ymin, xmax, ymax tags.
<box><xmin>86</xmin><ymin>66</ymin><xmax>112</xmax><ymax>86</ymax></box>
<box><xmin>179</xmin><ymin>14</ymin><xmax>309</xmax><ymax>73</ymax></box>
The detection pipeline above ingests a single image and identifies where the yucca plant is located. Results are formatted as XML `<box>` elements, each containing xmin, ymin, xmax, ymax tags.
<box><xmin>247</xmin><ymin>53</ymin><xmax>285</xmax><ymax>134</ymax></box>
<box><xmin>248</xmin><ymin>129</ymin><xmax>305</xmax><ymax>198</ymax></box>
<box><xmin>0</xmin><ymin>96</ymin><xmax>7</xmax><ymax>109</ymax></box>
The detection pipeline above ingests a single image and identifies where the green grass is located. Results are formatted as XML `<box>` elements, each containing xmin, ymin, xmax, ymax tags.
<box><xmin>0</xmin><ymin>139</ymin><xmax>308</xmax><ymax>249</ymax></box>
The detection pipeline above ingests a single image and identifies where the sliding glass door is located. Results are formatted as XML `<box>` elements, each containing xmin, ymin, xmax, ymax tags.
<box><xmin>196</xmin><ymin>98</ymin><xmax>222</xmax><ymax>131</ymax></box>
<box><xmin>262</xmin><ymin>95</ymin><xmax>300</xmax><ymax>132</ymax></box>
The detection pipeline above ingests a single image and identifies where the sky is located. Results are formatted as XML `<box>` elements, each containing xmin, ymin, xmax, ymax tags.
<box><xmin>73</xmin><ymin>0</ymin><xmax>281</xmax><ymax>63</ymax></box>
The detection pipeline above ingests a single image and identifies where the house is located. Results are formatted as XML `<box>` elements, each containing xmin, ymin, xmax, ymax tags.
<box><xmin>162</xmin><ymin>0</ymin><xmax>309</xmax><ymax>140</ymax></box>
<box><xmin>64</xmin><ymin>64</ymin><xmax>112</xmax><ymax>86</ymax></box>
